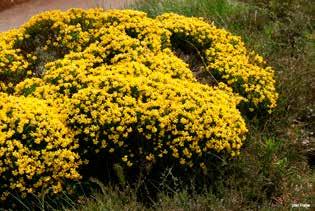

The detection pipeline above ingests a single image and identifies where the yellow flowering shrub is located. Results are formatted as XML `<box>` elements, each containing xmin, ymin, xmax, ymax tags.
<box><xmin>157</xmin><ymin>13</ymin><xmax>278</xmax><ymax>111</ymax></box>
<box><xmin>1</xmin><ymin>9</ymin><xmax>277</xmax><ymax>111</ymax></box>
<box><xmin>68</xmin><ymin>71</ymin><xmax>247</xmax><ymax>167</ymax></box>
<box><xmin>0</xmin><ymin>93</ymin><xmax>81</xmax><ymax>201</ymax></box>
<box><xmin>14</xmin><ymin>60</ymin><xmax>247</xmax><ymax>168</ymax></box>
<box><xmin>0</xmin><ymin>8</ymin><xmax>278</xmax><ymax>201</ymax></box>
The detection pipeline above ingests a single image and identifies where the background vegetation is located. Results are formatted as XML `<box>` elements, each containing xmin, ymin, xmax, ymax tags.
<box><xmin>4</xmin><ymin>0</ymin><xmax>314</xmax><ymax>210</ymax></box>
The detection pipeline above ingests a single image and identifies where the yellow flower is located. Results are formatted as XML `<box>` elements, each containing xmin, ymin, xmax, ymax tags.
<box><xmin>0</xmin><ymin>8</ymin><xmax>278</xmax><ymax>201</ymax></box>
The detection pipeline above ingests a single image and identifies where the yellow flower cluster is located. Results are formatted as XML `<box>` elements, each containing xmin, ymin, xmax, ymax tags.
<box><xmin>0</xmin><ymin>9</ymin><xmax>277</xmax><ymax>111</ymax></box>
<box><xmin>157</xmin><ymin>13</ymin><xmax>278</xmax><ymax>111</ymax></box>
<box><xmin>0</xmin><ymin>8</ymin><xmax>277</xmax><ymax>199</ymax></box>
<box><xmin>0</xmin><ymin>93</ymin><xmax>81</xmax><ymax>200</ymax></box>
<box><xmin>15</xmin><ymin>59</ymin><xmax>247</xmax><ymax>167</ymax></box>
<box><xmin>68</xmin><ymin>69</ymin><xmax>247</xmax><ymax>167</ymax></box>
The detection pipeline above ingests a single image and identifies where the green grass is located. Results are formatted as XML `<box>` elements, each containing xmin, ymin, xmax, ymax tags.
<box><xmin>132</xmin><ymin>0</ymin><xmax>244</xmax><ymax>22</ymax></box>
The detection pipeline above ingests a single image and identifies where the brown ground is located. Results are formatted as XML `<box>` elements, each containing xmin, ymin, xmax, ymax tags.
<box><xmin>0</xmin><ymin>0</ymin><xmax>134</xmax><ymax>32</ymax></box>
<box><xmin>0</xmin><ymin>0</ymin><xmax>29</xmax><ymax>11</ymax></box>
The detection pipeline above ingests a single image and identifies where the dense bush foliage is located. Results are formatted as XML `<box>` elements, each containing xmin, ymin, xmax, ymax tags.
<box><xmin>0</xmin><ymin>93</ymin><xmax>81</xmax><ymax>201</ymax></box>
<box><xmin>0</xmin><ymin>8</ymin><xmax>278</xmax><ymax>205</ymax></box>
<box><xmin>158</xmin><ymin>13</ymin><xmax>278</xmax><ymax>112</ymax></box>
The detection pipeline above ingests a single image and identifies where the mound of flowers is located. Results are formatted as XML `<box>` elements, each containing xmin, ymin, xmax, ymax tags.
<box><xmin>0</xmin><ymin>9</ymin><xmax>277</xmax><ymax>201</ymax></box>
<box><xmin>0</xmin><ymin>93</ymin><xmax>81</xmax><ymax>201</ymax></box>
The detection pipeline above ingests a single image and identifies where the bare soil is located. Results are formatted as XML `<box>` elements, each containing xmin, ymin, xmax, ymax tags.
<box><xmin>0</xmin><ymin>0</ymin><xmax>29</xmax><ymax>11</ymax></box>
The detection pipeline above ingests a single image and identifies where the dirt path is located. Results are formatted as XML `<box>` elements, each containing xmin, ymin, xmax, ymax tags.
<box><xmin>0</xmin><ymin>0</ymin><xmax>135</xmax><ymax>32</ymax></box>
